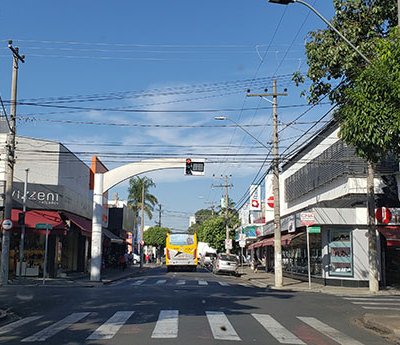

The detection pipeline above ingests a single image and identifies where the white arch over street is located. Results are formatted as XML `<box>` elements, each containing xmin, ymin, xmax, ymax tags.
<box><xmin>90</xmin><ymin>158</ymin><xmax>187</xmax><ymax>281</ymax></box>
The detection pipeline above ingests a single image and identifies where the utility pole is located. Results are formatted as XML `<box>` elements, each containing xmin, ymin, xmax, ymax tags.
<box><xmin>157</xmin><ymin>204</ymin><xmax>162</xmax><ymax>227</ymax></box>
<box><xmin>247</xmin><ymin>79</ymin><xmax>287</xmax><ymax>288</ymax></box>
<box><xmin>212</xmin><ymin>175</ymin><xmax>233</xmax><ymax>253</ymax></box>
<box><xmin>1</xmin><ymin>41</ymin><xmax>25</xmax><ymax>286</ymax></box>
<box><xmin>140</xmin><ymin>183</ymin><xmax>145</xmax><ymax>268</ymax></box>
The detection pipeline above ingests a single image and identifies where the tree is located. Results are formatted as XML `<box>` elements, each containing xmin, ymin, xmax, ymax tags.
<box><xmin>197</xmin><ymin>217</ymin><xmax>228</xmax><ymax>253</ymax></box>
<box><xmin>143</xmin><ymin>226</ymin><xmax>170</xmax><ymax>247</ymax></box>
<box><xmin>127</xmin><ymin>176</ymin><xmax>158</xmax><ymax>238</ymax></box>
<box><xmin>294</xmin><ymin>0</ymin><xmax>399</xmax><ymax>292</ymax></box>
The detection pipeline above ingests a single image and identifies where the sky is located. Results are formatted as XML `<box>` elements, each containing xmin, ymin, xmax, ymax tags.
<box><xmin>0</xmin><ymin>0</ymin><xmax>335</xmax><ymax>232</ymax></box>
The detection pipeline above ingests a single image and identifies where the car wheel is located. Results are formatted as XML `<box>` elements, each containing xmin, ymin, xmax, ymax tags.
<box><xmin>133</xmin><ymin>259</ymin><xmax>137</xmax><ymax>265</ymax></box>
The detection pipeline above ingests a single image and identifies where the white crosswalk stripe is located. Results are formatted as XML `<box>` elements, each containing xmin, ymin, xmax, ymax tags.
<box><xmin>131</xmin><ymin>279</ymin><xmax>145</xmax><ymax>286</ymax></box>
<box><xmin>176</xmin><ymin>280</ymin><xmax>186</xmax><ymax>285</ymax></box>
<box><xmin>344</xmin><ymin>297</ymin><xmax>400</xmax><ymax>311</ymax></box>
<box><xmin>218</xmin><ymin>281</ymin><xmax>230</xmax><ymax>286</ymax></box>
<box><xmin>21</xmin><ymin>312</ymin><xmax>90</xmax><ymax>342</ymax></box>
<box><xmin>252</xmin><ymin>314</ymin><xmax>305</xmax><ymax>344</ymax></box>
<box><xmin>0</xmin><ymin>316</ymin><xmax>43</xmax><ymax>336</ymax></box>
<box><xmin>151</xmin><ymin>310</ymin><xmax>179</xmax><ymax>338</ymax></box>
<box><xmin>198</xmin><ymin>280</ymin><xmax>208</xmax><ymax>285</ymax></box>
<box><xmin>155</xmin><ymin>279</ymin><xmax>167</xmax><ymax>285</ymax></box>
<box><xmin>298</xmin><ymin>316</ymin><xmax>364</xmax><ymax>345</ymax></box>
<box><xmin>206</xmin><ymin>311</ymin><xmax>241</xmax><ymax>341</ymax></box>
<box><xmin>3</xmin><ymin>310</ymin><xmax>370</xmax><ymax>344</ymax></box>
<box><xmin>86</xmin><ymin>311</ymin><xmax>134</xmax><ymax>340</ymax></box>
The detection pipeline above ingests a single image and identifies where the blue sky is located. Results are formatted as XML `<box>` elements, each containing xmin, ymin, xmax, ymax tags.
<box><xmin>0</xmin><ymin>0</ymin><xmax>335</xmax><ymax>231</ymax></box>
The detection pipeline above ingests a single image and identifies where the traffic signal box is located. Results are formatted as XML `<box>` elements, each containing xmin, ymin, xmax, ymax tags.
<box><xmin>185</xmin><ymin>159</ymin><xmax>193</xmax><ymax>175</ymax></box>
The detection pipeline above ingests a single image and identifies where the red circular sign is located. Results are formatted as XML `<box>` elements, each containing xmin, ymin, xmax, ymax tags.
<box><xmin>251</xmin><ymin>200</ymin><xmax>259</xmax><ymax>208</ymax></box>
<box><xmin>375</xmin><ymin>207</ymin><xmax>392</xmax><ymax>224</ymax></box>
<box><xmin>267</xmin><ymin>196</ymin><xmax>274</xmax><ymax>208</ymax></box>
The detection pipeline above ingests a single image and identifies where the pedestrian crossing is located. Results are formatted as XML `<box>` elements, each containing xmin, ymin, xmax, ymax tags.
<box><xmin>344</xmin><ymin>296</ymin><xmax>400</xmax><ymax>311</ymax></box>
<box><xmin>0</xmin><ymin>310</ymin><xmax>371</xmax><ymax>344</ymax></box>
<box><xmin>122</xmin><ymin>278</ymin><xmax>243</xmax><ymax>287</ymax></box>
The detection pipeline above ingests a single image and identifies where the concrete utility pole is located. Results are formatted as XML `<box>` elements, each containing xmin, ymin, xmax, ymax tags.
<box><xmin>140</xmin><ymin>183</ymin><xmax>145</xmax><ymax>268</ymax></box>
<box><xmin>247</xmin><ymin>79</ymin><xmax>287</xmax><ymax>288</ymax></box>
<box><xmin>157</xmin><ymin>204</ymin><xmax>162</xmax><ymax>227</ymax></box>
<box><xmin>212</xmin><ymin>175</ymin><xmax>233</xmax><ymax>253</ymax></box>
<box><xmin>18</xmin><ymin>168</ymin><xmax>29</xmax><ymax>278</ymax></box>
<box><xmin>1</xmin><ymin>41</ymin><xmax>25</xmax><ymax>286</ymax></box>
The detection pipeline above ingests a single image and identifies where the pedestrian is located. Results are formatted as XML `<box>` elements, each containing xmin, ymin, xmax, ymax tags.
<box><xmin>119</xmin><ymin>253</ymin><xmax>126</xmax><ymax>271</ymax></box>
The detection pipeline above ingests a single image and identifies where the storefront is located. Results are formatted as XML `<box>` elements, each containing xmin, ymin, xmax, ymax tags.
<box><xmin>378</xmin><ymin>226</ymin><xmax>400</xmax><ymax>287</ymax></box>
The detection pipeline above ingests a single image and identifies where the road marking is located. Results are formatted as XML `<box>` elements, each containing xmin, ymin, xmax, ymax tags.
<box><xmin>198</xmin><ymin>280</ymin><xmax>208</xmax><ymax>286</ymax></box>
<box><xmin>252</xmin><ymin>314</ymin><xmax>305</xmax><ymax>344</ymax></box>
<box><xmin>0</xmin><ymin>316</ymin><xmax>43</xmax><ymax>335</ymax></box>
<box><xmin>86</xmin><ymin>311</ymin><xmax>134</xmax><ymax>340</ymax></box>
<box><xmin>219</xmin><ymin>282</ymin><xmax>230</xmax><ymax>286</ymax></box>
<box><xmin>21</xmin><ymin>312</ymin><xmax>90</xmax><ymax>342</ymax></box>
<box><xmin>351</xmin><ymin>302</ymin><xmax>400</xmax><ymax>305</ymax></box>
<box><xmin>206</xmin><ymin>311</ymin><xmax>241</xmax><ymax>341</ymax></box>
<box><xmin>344</xmin><ymin>297</ymin><xmax>400</xmax><ymax>301</ymax></box>
<box><xmin>297</xmin><ymin>316</ymin><xmax>364</xmax><ymax>345</ymax></box>
<box><xmin>361</xmin><ymin>306</ymin><xmax>400</xmax><ymax>311</ymax></box>
<box><xmin>132</xmin><ymin>280</ymin><xmax>145</xmax><ymax>286</ymax></box>
<box><xmin>176</xmin><ymin>280</ymin><xmax>186</xmax><ymax>285</ymax></box>
<box><xmin>151</xmin><ymin>310</ymin><xmax>179</xmax><ymax>338</ymax></box>
<box><xmin>155</xmin><ymin>279</ymin><xmax>167</xmax><ymax>285</ymax></box>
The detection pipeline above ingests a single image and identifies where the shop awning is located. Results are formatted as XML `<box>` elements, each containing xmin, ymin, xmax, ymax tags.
<box><xmin>378</xmin><ymin>227</ymin><xmax>400</xmax><ymax>247</ymax></box>
<box><xmin>62</xmin><ymin>212</ymin><xmax>92</xmax><ymax>237</ymax></box>
<box><xmin>248</xmin><ymin>233</ymin><xmax>302</xmax><ymax>250</ymax></box>
<box><xmin>11</xmin><ymin>209</ymin><xmax>66</xmax><ymax>235</ymax></box>
<box><xmin>102</xmin><ymin>228</ymin><xmax>124</xmax><ymax>244</ymax></box>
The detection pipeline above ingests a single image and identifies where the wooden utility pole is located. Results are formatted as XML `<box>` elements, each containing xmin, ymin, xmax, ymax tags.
<box><xmin>1</xmin><ymin>41</ymin><xmax>24</xmax><ymax>285</ymax></box>
<box><xmin>247</xmin><ymin>79</ymin><xmax>287</xmax><ymax>288</ymax></box>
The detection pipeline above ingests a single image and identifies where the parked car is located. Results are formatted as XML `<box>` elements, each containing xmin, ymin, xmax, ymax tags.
<box><xmin>213</xmin><ymin>253</ymin><xmax>239</xmax><ymax>276</ymax></box>
<box><xmin>202</xmin><ymin>252</ymin><xmax>217</xmax><ymax>267</ymax></box>
<box><xmin>130</xmin><ymin>253</ymin><xmax>140</xmax><ymax>265</ymax></box>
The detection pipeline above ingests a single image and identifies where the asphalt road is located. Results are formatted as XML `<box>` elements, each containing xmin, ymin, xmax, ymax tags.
<box><xmin>0</xmin><ymin>266</ymin><xmax>393</xmax><ymax>344</ymax></box>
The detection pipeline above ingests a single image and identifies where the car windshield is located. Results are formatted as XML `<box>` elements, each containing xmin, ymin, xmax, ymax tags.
<box><xmin>219</xmin><ymin>254</ymin><xmax>237</xmax><ymax>262</ymax></box>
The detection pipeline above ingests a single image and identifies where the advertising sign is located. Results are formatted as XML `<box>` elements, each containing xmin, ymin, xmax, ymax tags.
<box><xmin>249</xmin><ymin>185</ymin><xmax>261</xmax><ymax>211</ymax></box>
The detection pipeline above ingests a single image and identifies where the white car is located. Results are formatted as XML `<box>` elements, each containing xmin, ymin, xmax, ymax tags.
<box><xmin>213</xmin><ymin>253</ymin><xmax>239</xmax><ymax>276</ymax></box>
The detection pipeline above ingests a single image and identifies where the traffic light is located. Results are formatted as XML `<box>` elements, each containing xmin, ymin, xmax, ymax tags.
<box><xmin>185</xmin><ymin>158</ymin><xmax>192</xmax><ymax>175</ymax></box>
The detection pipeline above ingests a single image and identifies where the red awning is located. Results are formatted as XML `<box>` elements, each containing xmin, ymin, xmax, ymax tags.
<box><xmin>62</xmin><ymin>212</ymin><xmax>92</xmax><ymax>237</ymax></box>
<box><xmin>248</xmin><ymin>233</ymin><xmax>301</xmax><ymax>250</ymax></box>
<box><xmin>378</xmin><ymin>227</ymin><xmax>400</xmax><ymax>247</ymax></box>
<box><xmin>11</xmin><ymin>209</ymin><xmax>66</xmax><ymax>235</ymax></box>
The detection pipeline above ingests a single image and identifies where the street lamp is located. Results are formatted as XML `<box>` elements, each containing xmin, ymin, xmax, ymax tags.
<box><xmin>214</xmin><ymin>116</ymin><xmax>270</xmax><ymax>150</ymax></box>
<box><xmin>268</xmin><ymin>0</ymin><xmax>370</xmax><ymax>64</ymax></box>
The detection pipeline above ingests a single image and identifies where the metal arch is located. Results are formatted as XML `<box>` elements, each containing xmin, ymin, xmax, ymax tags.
<box><xmin>103</xmin><ymin>158</ymin><xmax>186</xmax><ymax>192</ymax></box>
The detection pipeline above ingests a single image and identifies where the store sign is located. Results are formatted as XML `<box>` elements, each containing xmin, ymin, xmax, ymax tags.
<box><xmin>375</xmin><ymin>207</ymin><xmax>400</xmax><ymax>225</ymax></box>
<box><xmin>300</xmin><ymin>212</ymin><xmax>315</xmax><ymax>226</ymax></box>
<box><xmin>249</xmin><ymin>185</ymin><xmax>261</xmax><ymax>211</ymax></box>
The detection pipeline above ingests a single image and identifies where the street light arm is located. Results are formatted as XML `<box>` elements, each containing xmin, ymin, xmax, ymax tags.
<box><xmin>214</xmin><ymin>116</ymin><xmax>270</xmax><ymax>149</ymax></box>
<box><xmin>268</xmin><ymin>0</ymin><xmax>370</xmax><ymax>64</ymax></box>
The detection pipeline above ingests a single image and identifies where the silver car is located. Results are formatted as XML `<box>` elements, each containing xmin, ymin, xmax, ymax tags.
<box><xmin>213</xmin><ymin>253</ymin><xmax>239</xmax><ymax>276</ymax></box>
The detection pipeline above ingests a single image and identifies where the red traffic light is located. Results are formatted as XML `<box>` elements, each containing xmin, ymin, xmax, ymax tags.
<box><xmin>186</xmin><ymin>158</ymin><xmax>192</xmax><ymax>164</ymax></box>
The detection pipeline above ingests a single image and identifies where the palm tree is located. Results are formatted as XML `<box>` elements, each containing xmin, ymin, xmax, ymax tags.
<box><xmin>127</xmin><ymin>176</ymin><xmax>158</xmax><ymax>245</ymax></box>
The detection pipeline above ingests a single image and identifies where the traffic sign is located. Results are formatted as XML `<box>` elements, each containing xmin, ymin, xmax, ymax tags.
<box><xmin>307</xmin><ymin>226</ymin><xmax>321</xmax><ymax>234</ymax></box>
<box><xmin>239</xmin><ymin>240</ymin><xmax>246</xmax><ymax>248</ymax></box>
<box><xmin>2</xmin><ymin>219</ymin><xmax>12</xmax><ymax>230</ymax></box>
<box><xmin>225</xmin><ymin>239</ymin><xmax>232</xmax><ymax>250</ymax></box>
<box><xmin>35</xmin><ymin>223</ymin><xmax>53</xmax><ymax>230</ymax></box>
<box><xmin>375</xmin><ymin>207</ymin><xmax>392</xmax><ymax>224</ymax></box>
<box><xmin>267</xmin><ymin>196</ymin><xmax>274</xmax><ymax>208</ymax></box>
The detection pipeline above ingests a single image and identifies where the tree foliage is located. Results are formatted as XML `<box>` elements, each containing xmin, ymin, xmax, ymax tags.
<box><xmin>127</xmin><ymin>176</ymin><xmax>158</xmax><ymax>220</ymax></box>
<box><xmin>143</xmin><ymin>226</ymin><xmax>170</xmax><ymax>248</ymax></box>
<box><xmin>197</xmin><ymin>217</ymin><xmax>228</xmax><ymax>253</ymax></box>
<box><xmin>337</xmin><ymin>29</ymin><xmax>400</xmax><ymax>162</ymax></box>
<box><xmin>295</xmin><ymin>0</ymin><xmax>398</xmax><ymax>105</ymax></box>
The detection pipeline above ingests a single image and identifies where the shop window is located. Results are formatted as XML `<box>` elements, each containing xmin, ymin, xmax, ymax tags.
<box><xmin>328</xmin><ymin>229</ymin><xmax>353</xmax><ymax>277</ymax></box>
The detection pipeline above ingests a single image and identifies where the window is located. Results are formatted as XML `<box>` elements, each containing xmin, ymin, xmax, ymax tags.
<box><xmin>328</xmin><ymin>229</ymin><xmax>353</xmax><ymax>277</ymax></box>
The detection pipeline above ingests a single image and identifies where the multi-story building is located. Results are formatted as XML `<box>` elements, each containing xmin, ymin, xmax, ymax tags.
<box><xmin>243</xmin><ymin>121</ymin><xmax>400</xmax><ymax>287</ymax></box>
